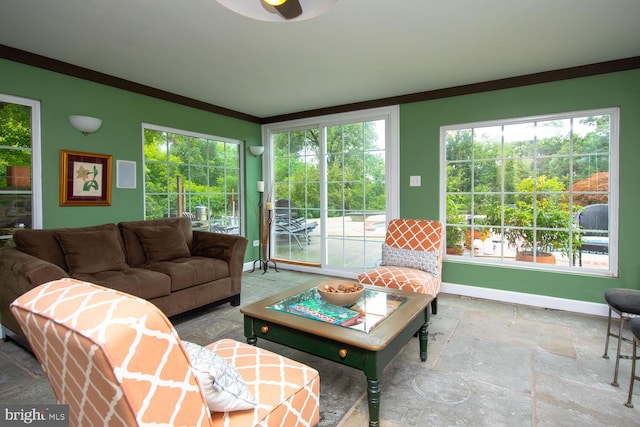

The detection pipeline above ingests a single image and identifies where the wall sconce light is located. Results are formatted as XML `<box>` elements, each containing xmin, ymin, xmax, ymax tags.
<box><xmin>69</xmin><ymin>115</ymin><xmax>103</xmax><ymax>135</ymax></box>
<box><xmin>249</xmin><ymin>146</ymin><xmax>265</xmax><ymax>156</ymax></box>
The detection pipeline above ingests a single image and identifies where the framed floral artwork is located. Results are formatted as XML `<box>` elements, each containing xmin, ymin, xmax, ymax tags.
<box><xmin>59</xmin><ymin>150</ymin><xmax>112</xmax><ymax>206</ymax></box>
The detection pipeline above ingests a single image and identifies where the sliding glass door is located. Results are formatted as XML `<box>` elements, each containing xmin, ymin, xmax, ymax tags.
<box><xmin>269</xmin><ymin>106</ymin><xmax>398</xmax><ymax>273</ymax></box>
<box><xmin>272</xmin><ymin>127</ymin><xmax>321</xmax><ymax>264</ymax></box>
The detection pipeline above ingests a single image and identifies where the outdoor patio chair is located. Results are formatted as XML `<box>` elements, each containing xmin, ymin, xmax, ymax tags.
<box><xmin>576</xmin><ymin>203</ymin><xmax>609</xmax><ymax>266</ymax></box>
<box><xmin>274</xmin><ymin>199</ymin><xmax>318</xmax><ymax>250</ymax></box>
<box><xmin>10</xmin><ymin>278</ymin><xmax>320</xmax><ymax>427</ymax></box>
<box><xmin>357</xmin><ymin>218</ymin><xmax>443</xmax><ymax>315</ymax></box>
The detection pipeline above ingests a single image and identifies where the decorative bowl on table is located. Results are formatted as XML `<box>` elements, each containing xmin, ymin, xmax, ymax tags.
<box><xmin>317</xmin><ymin>281</ymin><xmax>364</xmax><ymax>307</ymax></box>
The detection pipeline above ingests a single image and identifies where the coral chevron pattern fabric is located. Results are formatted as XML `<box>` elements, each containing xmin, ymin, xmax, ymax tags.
<box><xmin>208</xmin><ymin>339</ymin><xmax>320</xmax><ymax>427</ymax></box>
<box><xmin>10</xmin><ymin>279</ymin><xmax>320</xmax><ymax>427</ymax></box>
<box><xmin>10</xmin><ymin>278</ymin><xmax>212</xmax><ymax>427</ymax></box>
<box><xmin>358</xmin><ymin>219</ymin><xmax>444</xmax><ymax>298</ymax></box>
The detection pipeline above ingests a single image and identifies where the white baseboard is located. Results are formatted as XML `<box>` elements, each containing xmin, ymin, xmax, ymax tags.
<box><xmin>441</xmin><ymin>281</ymin><xmax>609</xmax><ymax>318</ymax></box>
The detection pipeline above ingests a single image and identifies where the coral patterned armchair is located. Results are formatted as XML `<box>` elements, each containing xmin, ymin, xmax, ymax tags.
<box><xmin>358</xmin><ymin>219</ymin><xmax>443</xmax><ymax>315</ymax></box>
<box><xmin>10</xmin><ymin>278</ymin><xmax>319</xmax><ymax>427</ymax></box>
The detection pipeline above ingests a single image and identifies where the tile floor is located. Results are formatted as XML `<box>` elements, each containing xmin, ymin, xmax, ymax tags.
<box><xmin>1</xmin><ymin>270</ymin><xmax>639</xmax><ymax>426</ymax></box>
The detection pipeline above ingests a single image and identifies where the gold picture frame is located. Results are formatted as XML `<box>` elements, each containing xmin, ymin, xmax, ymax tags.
<box><xmin>60</xmin><ymin>149</ymin><xmax>112</xmax><ymax>206</ymax></box>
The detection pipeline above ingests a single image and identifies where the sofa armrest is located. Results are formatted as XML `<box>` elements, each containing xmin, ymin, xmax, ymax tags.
<box><xmin>191</xmin><ymin>231</ymin><xmax>248</xmax><ymax>277</ymax></box>
<box><xmin>0</xmin><ymin>247</ymin><xmax>69</xmax><ymax>339</ymax></box>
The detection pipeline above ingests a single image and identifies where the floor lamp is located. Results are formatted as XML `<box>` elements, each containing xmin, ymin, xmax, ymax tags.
<box><xmin>251</xmin><ymin>181</ymin><xmax>278</xmax><ymax>274</ymax></box>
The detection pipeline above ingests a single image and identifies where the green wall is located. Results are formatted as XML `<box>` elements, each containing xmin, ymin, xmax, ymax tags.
<box><xmin>400</xmin><ymin>69</ymin><xmax>640</xmax><ymax>304</ymax></box>
<box><xmin>3</xmin><ymin>57</ymin><xmax>640</xmax><ymax>304</ymax></box>
<box><xmin>0</xmin><ymin>58</ymin><xmax>263</xmax><ymax>260</ymax></box>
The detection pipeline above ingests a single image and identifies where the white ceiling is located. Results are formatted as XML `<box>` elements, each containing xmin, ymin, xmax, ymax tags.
<box><xmin>2</xmin><ymin>0</ymin><xmax>640</xmax><ymax>119</ymax></box>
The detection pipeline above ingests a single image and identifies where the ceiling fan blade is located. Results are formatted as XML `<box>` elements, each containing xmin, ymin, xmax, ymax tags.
<box><xmin>274</xmin><ymin>0</ymin><xmax>302</xmax><ymax>20</ymax></box>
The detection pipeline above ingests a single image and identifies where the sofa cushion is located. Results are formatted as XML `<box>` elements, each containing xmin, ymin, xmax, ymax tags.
<box><xmin>12</xmin><ymin>223</ymin><xmax>121</xmax><ymax>271</ymax></box>
<box><xmin>119</xmin><ymin>218</ymin><xmax>192</xmax><ymax>267</ymax></box>
<box><xmin>146</xmin><ymin>257</ymin><xmax>229</xmax><ymax>292</ymax></box>
<box><xmin>73</xmin><ymin>268</ymin><xmax>171</xmax><ymax>300</ymax></box>
<box><xmin>134</xmin><ymin>225</ymin><xmax>191</xmax><ymax>263</ymax></box>
<box><xmin>55</xmin><ymin>225</ymin><xmax>128</xmax><ymax>275</ymax></box>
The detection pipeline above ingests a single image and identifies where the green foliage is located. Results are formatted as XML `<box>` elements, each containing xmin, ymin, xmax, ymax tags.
<box><xmin>445</xmin><ymin>115</ymin><xmax>611</xmax><ymax>199</ymax></box>
<box><xmin>446</xmin><ymin>196</ymin><xmax>466</xmax><ymax>248</ymax></box>
<box><xmin>0</xmin><ymin>102</ymin><xmax>32</xmax><ymax>167</ymax></box>
<box><xmin>143</xmin><ymin>129</ymin><xmax>240</xmax><ymax>222</ymax></box>
<box><xmin>501</xmin><ymin>176</ymin><xmax>581</xmax><ymax>257</ymax></box>
<box><xmin>273</xmin><ymin>120</ymin><xmax>386</xmax><ymax>218</ymax></box>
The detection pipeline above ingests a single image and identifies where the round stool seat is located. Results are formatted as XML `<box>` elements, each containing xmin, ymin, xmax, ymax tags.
<box><xmin>604</xmin><ymin>288</ymin><xmax>640</xmax><ymax>315</ymax></box>
<box><xmin>631</xmin><ymin>318</ymin><xmax>640</xmax><ymax>341</ymax></box>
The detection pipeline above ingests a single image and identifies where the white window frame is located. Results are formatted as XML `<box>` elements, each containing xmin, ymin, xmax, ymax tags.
<box><xmin>440</xmin><ymin>108</ymin><xmax>619</xmax><ymax>277</ymax></box>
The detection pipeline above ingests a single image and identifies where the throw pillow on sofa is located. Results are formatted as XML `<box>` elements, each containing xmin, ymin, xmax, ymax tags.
<box><xmin>134</xmin><ymin>225</ymin><xmax>191</xmax><ymax>263</ymax></box>
<box><xmin>55</xmin><ymin>225</ymin><xmax>128</xmax><ymax>275</ymax></box>
<box><xmin>182</xmin><ymin>340</ymin><xmax>257</xmax><ymax>412</ymax></box>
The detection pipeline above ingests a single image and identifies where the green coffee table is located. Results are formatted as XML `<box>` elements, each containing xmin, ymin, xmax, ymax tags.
<box><xmin>241</xmin><ymin>282</ymin><xmax>432</xmax><ymax>427</ymax></box>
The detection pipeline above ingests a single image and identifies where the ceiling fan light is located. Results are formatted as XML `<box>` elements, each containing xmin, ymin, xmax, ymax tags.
<box><xmin>217</xmin><ymin>0</ymin><xmax>338</xmax><ymax>22</ymax></box>
<box><xmin>264</xmin><ymin>0</ymin><xmax>287</xmax><ymax>5</ymax></box>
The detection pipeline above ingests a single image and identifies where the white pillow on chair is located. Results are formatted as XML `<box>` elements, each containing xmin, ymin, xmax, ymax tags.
<box><xmin>380</xmin><ymin>244</ymin><xmax>439</xmax><ymax>276</ymax></box>
<box><xmin>182</xmin><ymin>340</ymin><xmax>257</xmax><ymax>412</ymax></box>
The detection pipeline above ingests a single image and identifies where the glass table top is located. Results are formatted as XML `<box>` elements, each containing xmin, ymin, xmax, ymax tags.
<box><xmin>268</xmin><ymin>287</ymin><xmax>407</xmax><ymax>333</ymax></box>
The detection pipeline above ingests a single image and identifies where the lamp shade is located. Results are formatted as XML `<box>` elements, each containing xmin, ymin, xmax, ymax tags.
<box><xmin>249</xmin><ymin>146</ymin><xmax>265</xmax><ymax>156</ymax></box>
<box><xmin>69</xmin><ymin>115</ymin><xmax>102</xmax><ymax>135</ymax></box>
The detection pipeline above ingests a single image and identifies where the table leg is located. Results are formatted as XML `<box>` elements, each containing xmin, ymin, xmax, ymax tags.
<box><xmin>366</xmin><ymin>377</ymin><xmax>380</xmax><ymax>427</ymax></box>
<box><xmin>419</xmin><ymin>322</ymin><xmax>429</xmax><ymax>362</ymax></box>
<box><xmin>244</xmin><ymin>317</ymin><xmax>258</xmax><ymax>346</ymax></box>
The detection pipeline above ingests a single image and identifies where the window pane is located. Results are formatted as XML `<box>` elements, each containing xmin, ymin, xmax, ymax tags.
<box><xmin>144</xmin><ymin>127</ymin><xmax>242</xmax><ymax>235</ymax></box>
<box><xmin>443</xmin><ymin>109</ymin><xmax>615</xmax><ymax>273</ymax></box>
<box><xmin>473</xmin><ymin>126</ymin><xmax>502</xmax><ymax>160</ymax></box>
<box><xmin>0</xmin><ymin>101</ymin><xmax>33</xmax><ymax>246</ymax></box>
<box><xmin>446</xmin><ymin>129</ymin><xmax>472</xmax><ymax>161</ymax></box>
<box><xmin>504</xmin><ymin>122</ymin><xmax>535</xmax><ymax>157</ymax></box>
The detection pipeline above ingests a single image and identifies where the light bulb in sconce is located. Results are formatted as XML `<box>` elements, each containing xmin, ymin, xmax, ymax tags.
<box><xmin>69</xmin><ymin>115</ymin><xmax>102</xmax><ymax>135</ymax></box>
<box><xmin>249</xmin><ymin>146</ymin><xmax>265</xmax><ymax>156</ymax></box>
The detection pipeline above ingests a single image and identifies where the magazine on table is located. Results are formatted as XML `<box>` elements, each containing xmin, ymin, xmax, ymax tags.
<box><xmin>285</xmin><ymin>289</ymin><xmax>407</xmax><ymax>331</ymax></box>
<box><xmin>287</xmin><ymin>298</ymin><xmax>364</xmax><ymax>326</ymax></box>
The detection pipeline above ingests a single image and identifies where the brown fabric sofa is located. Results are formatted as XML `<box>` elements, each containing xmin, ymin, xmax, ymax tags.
<box><xmin>0</xmin><ymin>217</ymin><xmax>248</xmax><ymax>343</ymax></box>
